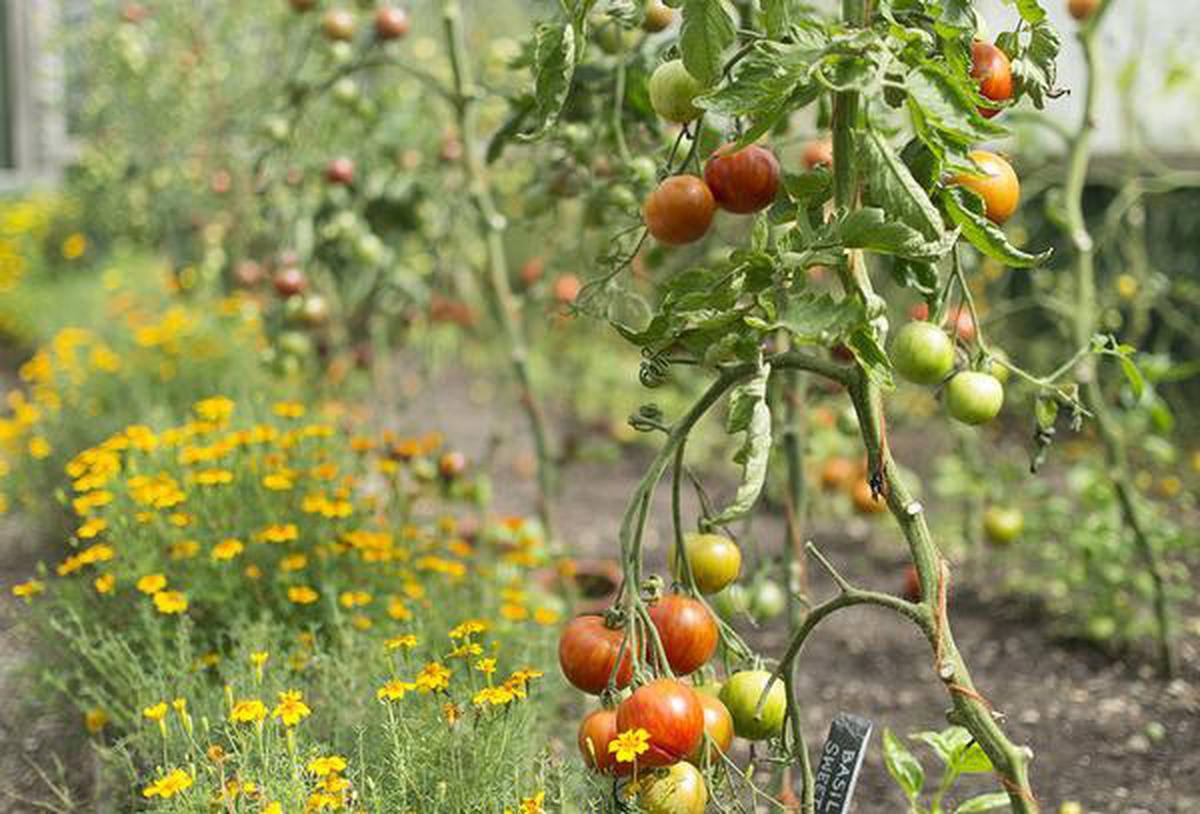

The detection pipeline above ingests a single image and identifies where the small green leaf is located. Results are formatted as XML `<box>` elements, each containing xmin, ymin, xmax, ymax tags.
<box><xmin>941</xmin><ymin>187</ymin><xmax>1052</xmax><ymax>268</ymax></box>
<box><xmin>882</xmin><ymin>729</ymin><xmax>925</xmax><ymax>800</ymax></box>
<box><xmin>862</xmin><ymin>129</ymin><xmax>947</xmax><ymax>240</ymax></box>
<box><xmin>680</xmin><ymin>0</ymin><xmax>737</xmax><ymax>86</ymax></box>
<box><xmin>710</xmin><ymin>360</ymin><xmax>772</xmax><ymax>525</ymax></box>
<box><xmin>1120</xmin><ymin>356</ymin><xmax>1146</xmax><ymax>400</ymax></box>
<box><xmin>954</xmin><ymin>792</ymin><xmax>1011</xmax><ymax>813</ymax></box>
<box><xmin>519</xmin><ymin>22</ymin><xmax>577</xmax><ymax>142</ymax></box>
<box><xmin>839</xmin><ymin>208</ymin><xmax>958</xmax><ymax>261</ymax></box>
<box><xmin>953</xmin><ymin>741</ymin><xmax>996</xmax><ymax>774</ymax></box>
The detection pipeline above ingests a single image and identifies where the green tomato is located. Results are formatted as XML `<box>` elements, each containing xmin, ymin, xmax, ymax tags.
<box><xmin>891</xmin><ymin>321</ymin><xmax>955</xmax><ymax>385</ymax></box>
<box><xmin>669</xmin><ymin>533</ymin><xmax>742</xmax><ymax>595</ymax></box>
<box><xmin>710</xmin><ymin>583</ymin><xmax>749</xmax><ymax>621</ymax></box>
<box><xmin>638</xmin><ymin>762</ymin><xmax>708</xmax><ymax>814</ymax></box>
<box><xmin>277</xmin><ymin>330</ymin><xmax>313</xmax><ymax>358</ymax></box>
<box><xmin>750</xmin><ymin>579</ymin><xmax>787</xmax><ymax>621</ymax></box>
<box><xmin>649</xmin><ymin>60</ymin><xmax>704</xmax><ymax>123</ymax></box>
<box><xmin>720</xmin><ymin>670</ymin><xmax>786</xmax><ymax>740</ymax></box>
<box><xmin>1058</xmin><ymin>804</ymin><xmax>1084</xmax><ymax>814</ymax></box>
<box><xmin>631</xmin><ymin>156</ymin><xmax>658</xmax><ymax>187</ymax></box>
<box><xmin>946</xmin><ymin>371</ymin><xmax>1004</xmax><ymax>425</ymax></box>
<box><xmin>983</xmin><ymin>506</ymin><xmax>1024</xmax><ymax>545</ymax></box>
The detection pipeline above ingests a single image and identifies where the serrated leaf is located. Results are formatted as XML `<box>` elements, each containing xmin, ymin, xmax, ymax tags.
<box><xmin>905</xmin><ymin>64</ymin><xmax>1007</xmax><ymax>147</ymax></box>
<box><xmin>1011</xmin><ymin>20</ymin><xmax>1060</xmax><ymax>109</ymax></box>
<box><xmin>941</xmin><ymin>187</ymin><xmax>1052</xmax><ymax>268</ymax></box>
<box><xmin>761</xmin><ymin>0</ymin><xmax>791</xmax><ymax>38</ymax></box>
<box><xmin>954</xmin><ymin>793</ymin><xmax>1011</xmax><ymax>813</ymax></box>
<box><xmin>782</xmin><ymin>169</ymin><xmax>832</xmax><ymax>205</ymax></box>
<box><xmin>862</xmin><ymin>129</ymin><xmax>946</xmax><ymax>239</ymax></box>
<box><xmin>695</xmin><ymin>40</ymin><xmax>822</xmax><ymax>140</ymax></box>
<box><xmin>710</xmin><ymin>361</ymin><xmax>771</xmax><ymax>525</ymax></box>
<box><xmin>519</xmin><ymin>22</ymin><xmax>576</xmax><ymax>142</ymax></box>
<box><xmin>772</xmin><ymin>292</ymin><xmax>867</xmax><ymax>345</ymax></box>
<box><xmin>890</xmin><ymin>257</ymin><xmax>940</xmax><ymax>294</ymax></box>
<box><xmin>848</xmin><ymin>327</ymin><xmax>894</xmax><ymax>390</ymax></box>
<box><xmin>882</xmin><ymin>729</ymin><xmax>924</xmax><ymax>800</ymax></box>
<box><xmin>839</xmin><ymin>208</ymin><xmax>958</xmax><ymax>261</ymax></box>
<box><xmin>680</xmin><ymin>0</ymin><xmax>737</xmax><ymax>86</ymax></box>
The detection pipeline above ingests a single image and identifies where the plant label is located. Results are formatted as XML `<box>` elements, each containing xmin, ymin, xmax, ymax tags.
<box><xmin>813</xmin><ymin>712</ymin><xmax>872</xmax><ymax>814</ymax></box>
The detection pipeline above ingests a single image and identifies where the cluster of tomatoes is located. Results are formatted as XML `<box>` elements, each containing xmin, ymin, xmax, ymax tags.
<box><xmin>288</xmin><ymin>0</ymin><xmax>411</xmax><ymax>42</ymax></box>
<box><xmin>558</xmin><ymin>533</ymin><xmax>787</xmax><ymax>812</ymax></box>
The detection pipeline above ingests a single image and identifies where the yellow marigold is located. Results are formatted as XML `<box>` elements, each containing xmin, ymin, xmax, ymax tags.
<box><xmin>377</xmin><ymin>679</ymin><xmax>417</xmax><ymax>702</ymax></box>
<box><xmin>500</xmin><ymin>603</ymin><xmax>529</xmax><ymax>622</ymax></box>
<box><xmin>195</xmin><ymin>468</ymin><xmax>234</xmax><ymax>486</ymax></box>
<box><xmin>288</xmin><ymin>585</ymin><xmax>319</xmax><ymax>605</ymax></box>
<box><xmin>229</xmin><ymin>699</ymin><xmax>267</xmax><ymax>724</ymax></box>
<box><xmin>154</xmin><ymin>590</ymin><xmax>188</xmax><ymax>614</ymax></box>
<box><xmin>245</xmin><ymin>564</ymin><xmax>262</xmax><ymax>579</ymax></box>
<box><xmin>474</xmin><ymin>657</ymin><xmax>497</xmax><ymax>675</ymax></box>
<box><xmin>84</xmin><ymin>708</ymin><xmax>107</xmax><ymax>733</ymax></box>
<box><xmin>168</xmin><ymin>511</ymin><xmax>193</xmax><ymax>527</ymax></box>
<box><xmin>448</xmin><ymin>642</ymin><xmax>483</xmax><ymax>659</ymax></box>
<box><xmin>143</xmin><ymin>702</ymin><xmax>168</xmax><ymax>722</ymax></box>
<box><xmin>12</xmin><ymin>579</ymin><xmax>44</xmax><ymax>598</ymax></box>
<box><xmin>280</xmin><ymin>553</ymin><xmax>308</xmax><ymax>572</ymax></box>
<box><xmin>384</xmin><ymin>634</ymin><xmax>418</xmax><ymax>651</ymax></box>
<box><xmin>77</xmin><ymin>543</ymin><xmax>113</xmax><ymax>564</ymax></box>
<box><xmin>519</xmin><ymin>791</ymin><xmax>545</xmax><ymax>814</ymax></box>
<box><xmin>338</xmin><ymin>590</ymin><xmax>371</xmax><ymax>608</ymax></box>
<box><xmin>211</xmin><ymin>538</ymin><xmax>245</xmax><ymax>561</ymax></box>
<box><xmin>263</xmin><ymin>472</ymin><xmax>294</xmax><ymax>491</ymax></box>
<box><xmin>319</xmin><ymin>775</ymin><xmax>350</xmax><ymax>794</ymax></box>
<box><xmin>142</xmin><ymin>768</ymin><xmax>193</xmax><ymax>799</ymax></box>
<box><xmin>257</xmin><ymin>523</ymin><xmax>298</xmax><ymax>543</ymax></box>
<box><xmin>28</xmin><ymin>436</ymin><xmax>51</xmax><ymax>459</ymax></box>
<box><xmin>533</xmin><ymin>607</ymin><xmax>561</xmax><ymax>626</ymax></box>
<box><xmin>351</xmin><ymin>614</ymin><xmax>372</xmax><ymax>631</ymax></box>
<box><xmin>193</xmin><ymin>396</ymin><xmax>234</xmax><ymax>424</ymax></box>
<box><xmin>305</xmin><ymin>791</ymin><xmax>341</xmax><ymax>811</ymax></box>
<box><xmin>272</xmin><ymin>690</ymin><xmax>311</xmax><ymax>727</ymax></box>
<box><xmin>94</xmin><ymin>573</ymin><xmax>115</xmax><ymax>594</ymax></box>
<box><xmin>472</xmin><ymin>686</ymin><xmax>514</xmax><ymax>707</ymax></box>
<box><xmin>72</xmin><ymin>489</ymin><xmax>113</xmax><ymax>515</ymax></box>
<box><xmin>306</xmin><ymin>755</ymin><xmax>347</xmax><ymax>777</ymax></box>
<box><xmin>272</xmin><ymin>401</ymin><xmax>306</xmax><ymax>419</ymax></box>
<box><xmin>415</xmin><ymin>662</ymin><xmax>452</xmax><ymax>693</ymax></box>
<box><xmin>169</xmin><ymin>540</ymin><xmax>200</xmax><ymax>559</ymax></box>
<box><xmin>136</xmin><ymin>573</ymin><xmax>167</xmax><ymax>594</ymax></box>
<box><xmin>448</xmin><ymin>620</ymin><xmax>488</xmax><ymax>640</ymax></box>
<box><xmin>609</xmin><ymin>728</ymin><xmax>651</xmax><ymax>763</ymax></box>
<box><xmin>264</xmin><ymin>802</ymin><xmax>283</xmax><ymax>814</ymax></box>
<box><xmin>61</xmin><ymin>233</ymin><xmax>87</xmax><ymax>260</ymax></box>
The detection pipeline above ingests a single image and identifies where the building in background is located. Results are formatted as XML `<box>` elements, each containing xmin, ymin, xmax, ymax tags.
<box><xmin>0</xmin><ymin>1</ymin><xmax>70</xmax><ymax>188</ymax></box>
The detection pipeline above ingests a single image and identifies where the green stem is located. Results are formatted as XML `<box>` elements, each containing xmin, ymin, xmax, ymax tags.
<box><xmin>441</xmin><ymin>0</ymin><xmax>558</xmax><ymax>541</ymax></box>
<box><xmin>1063</xmin><ymin>0</ymin><xmax>1174</xmax><ymax>678</ymax></box>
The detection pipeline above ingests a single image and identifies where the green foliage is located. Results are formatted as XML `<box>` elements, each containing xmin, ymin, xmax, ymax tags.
<box><xmin>882</xmin><ymin>726</ymin><xmax>1008</xmax><ymax>814</ymax></box>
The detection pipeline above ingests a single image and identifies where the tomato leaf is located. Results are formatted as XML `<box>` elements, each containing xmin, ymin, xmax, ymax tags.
<box><xmin>848</xmin><ymin>326</ymin><xmax>894</xmax><ymax>390</ymax></box>
<box><xmin>940</xmin><ymin>187</ymin><xmax>1052</xmax><ymax>268</ymax></box>
<box><xmin>760</xmin><ymin>0</ymin><xmax>791</xmax><ymax>38</ymax></box>
<box><xmin>953</xmin><ymin>741</ymin><xmax>996</xmax><ymax>774</ymax></box>
<box><xmin>1010</xmin><ymin>20</ymin><xmax>1060</xmax><ymax>109</ymax></box>
<box><xmin>1120</xmin><ymin>355</ymin><xmax>1146</xmax><ymax>401</ymax></box>
<box><xmin>749</xmin><ymin>291</ymin><xmax>866</xmax><ymax>346</ymax></box>
<box><xmin>680</xmin><ymin>0</ymin><xmax>737</xmax><ymax>86</ymax></box>
<box><xmin>954</xmin><ymin>793</ymin><xmax>1011</xmax><ymax>813</ymax></box>
<box><xmin>519</xmin><ymin>22</ymin><xmax>577</xmax><ymax>142</ymax></box>
<box><xmin>838</xmin><ymin>208</ymin><xmax>958</xmax><ymax>261</ymax></box>
<box><xmin>862</xmin><ymin>129</ymin><xmax>947</xmax><ymax>240</ymax></box>
<box><xmin>710</xmin><ymin>360</ymin><xmax>772</xmax><ymax>525</ymax></box>
<box><xmin>905</xmin><ymin>63</ymin><xmax>1006</xmax><ymax>148</ymax></box>
<box><xmin>882</xmin><ymin>729</ymin><xmax>925</xmax><ymax>800</ymax></box>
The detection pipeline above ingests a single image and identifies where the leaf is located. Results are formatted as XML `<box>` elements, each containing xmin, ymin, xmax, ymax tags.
<box><xmin>696</xmin><ymin>40</ymin><xmax>821</xmax><ymax>140</ymax></box>
<box><xmin>1013</xmin><ymin>0</ymin><xmax>1048</xmax><ymax>25</ymax></box>
<box><xmin>954</xmin><ymin>793</ymin><xmax>1011</xmax><ymax>813</ymax></box>
<box><xmin>953</xmin><ymin>742</ymin><xmax>996</xmax><ymax>774</ymax></box>
<box><xmin>882</xmin><ymin>729</ymin><xmax>924</xmax><ymax>800</ymax></box>
<box><xmin>905</xmin><ymin>64</ymin><xmax>1006</xmax><ymax>148</ymax></box>
<box><xmin>848</xmin><ymin>326</ymin><xmax>894</xmax><ymax>390</ymax></box>
<box><xmin>890</xmin><ymin>258</ymin><xmax>939</xmax><ymax>294</ymax></box>
<box><xmin>765</xmin><ymin>292</ymin><xmax>866</xmax><ymax>345</ymax></box>
<box><xmin>486</xmin><ymin>96</ymin><xmax>534</xmax><ymax>163</ymax></box>
<box><xmin>709</xmin><ymin>361</ymin><xmax>772</xmax><ymax>526</ymax></box>
<box><xmin>941</xmin><ymin>187</ymin><xmax>1052</xmax><ymax>268</ymax></box>
<box><xmin>1011</xmin><ymin>20</ymin><xmax>1061</xmax><ymax>109</ymax></box>
<box><xmin>519</xmin><ymin>22</ymin><xmax>576</xmax><ymax>142</ymax></box>
<box><xmin>862</xmin><ymin>129</ymin><xmax>946</xmax><ymax>239</ymax></box>
<box><xmin>838</xmin><ymin>208</ymin><xmax>958</xmax><ymax>261</ymax></box>
<box><xmin>761</xmin><ymin>0</ymin><xmax>791</xmax><ymax>38</ymax></box>
<box><xmin>680</xmin><ymin>0</ymin><xmax>737</xmax><ymax>86</ymax></box>
<box><xmin>1119</xmin><ymin>356</ymin><xmax>1146</xmax><ymax>400</ymax></box>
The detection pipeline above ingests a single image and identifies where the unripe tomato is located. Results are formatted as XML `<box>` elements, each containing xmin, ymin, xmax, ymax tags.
<box><xmin>687</xmin><ymin>692</ymin><xmax>734</xmax><ymax>764</ymax></box>
<box><xmin>970</xmin><ymin>41</ymin><xmax>1013</xmax><ymax>119</ymax></box>
<box><xmin>558</xmin><ymin>615</ymin><xmax>633</xmax><ymax>694</ymax></box>
<box><xmin>578</xmin><ymin>709</ymin><xmax>632</xmax><ymax>775</ymax></box>
<box><xmin>703</xmin><ymin>144</ymin><xmax>781</xmax><ymax>214</ymax></box>
<box><xmin>750</xmin><ymin>579</ymin><xmax>787</xmax><ymax>621</ymax></box>
<box><xmin>325</xmin><ymin>157</ymin><xmax>355</xmax><ymax>186</ymax></box>
<box><xmin>374</xmin><ymin>7</ymin><xmax>410</xmax><ymax>40</ymax></box>
<box><xmin>301</xmin><ymin>294</ymin><xmax>330</xmax><ymax>327</ymax></box>
<box><xmin>644</xmin><ymin>176</ymin><xmax>715</xmax><ymax>245</ymax></box>
<box><xmin>648</xmin><ymin>594</ymin><xmax>718</xmax><ymax>676</ymax></box>
<box><xmin>983</xmin><ymin>506</ymin><xmax>1024</xmax><ymax>545</ymax></box>
<box><xmin>273</xmin><ymin>267</ymin><xmax>307</xmax><ymax>298</ymax></box>
<box><xmin>668</xmin><ymin>532</ymin><xmax>741</xmax><ymax>594</ymax></box>
<box><xmin>719</xmin><ymin>670</ymin><xmax>786</xmax><ymax>741</ymax></box>
<box><xmin>277</xmin><ymin>330</ymin><xmax>313</xmax><ymax>357</ymax></box>
<box><xmin>891</xmin><ymin>321</ymin><xmax>955</xmax><ymax>385</ymax></box>
<box><xmin>953</xmin><ymin>151</ymin><xmax>1019</xmax><ymax>224</ymax></box>
<box><xmin>988</xmin><ymin>351</ymin><xmax>1011</xmax><ymax>384</ymax></box>
<box><xmin>801</xmin><ymin>138</ymin><xmax>833</xmax><ymax>170</ymax></box>
<box><xmin>649</xmin><ymin>60</ymin><xmax>704</xmax><ymax>124</ymax></box>
<box><xmin>553</xmin><ymin>274</ymin><xmax>581</xmax><ymax>305</ymax></box>
<box><xmin>902</xmin><ymin>565</ymin><xmax>921</xmax><ymax>602</ymax></box>
<box><xmin>643</xmin><ymin>1</ymin><xmax>676</xmax><ymax>33</ymax></box>
<box><xmin>321</xmin><ymin>9</ymin><xmax>357</xmax><ymax>41</ymax></box>
<box><xmin>946</xmin><ymin>371</ymin><xmax>1004</xmax><ymax>426</ymax></box>
<box><xmin>638</xmin><ymin>762</ymin><xmax>708</xmax><ymax>814</ymax></box>
<box><xmin>710</xmin><ymin>583</ymin><xmax>749</xmax><ymax>621</ymax></box>
<box><xmin>819</xmin><ymin>457</ymin><xmax>857</xmax><ymax>491</ymax></box>
<box><xmin>616</xmin><ymin>679</ymin><xmax>705</xmax><ymax>766</ymax></box>
<box><xmin>1067</xmin><ymin>0</ymin><xmax>1099</xmax><ymax>21</ymax></box>
<box><xmin>850</xmin><ymin>479</ymin><xmax>887</xmax><ymax>515</ymax></box>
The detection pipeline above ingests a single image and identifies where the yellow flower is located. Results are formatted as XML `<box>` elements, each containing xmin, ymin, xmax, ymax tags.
<box><xmin>305</xmin><ymin>791</ymin><xmax>341</xmax><ymax>811</ymax></box>
<box><xmin>77</xmin><ymin>517</ymin><xmax>107</xmax><ymax>539</ymax></box>
<box><xmin>533</xmin><ymin>607</ymin><xmax>560</xmax><ymax>626</ymax></box>
<box><xmin>28</xmin><ymin>436</ymin><xmax>51</xmax><ymax>459</ymax></box>
<box><xmin>384</xmin><ymin>634</ymin><xmax>418</xmax><ymax>651</ymax></box>
<box><xmin>386</xmin><ymin>596</ymin><xmax>411</xmax><ymax>620</ymax></box>
<box><xmin>262</xmin><ymin>472</ymin><xmax>294</xmax><ymax>491</ymax></box>
<box><xmin>414</xmin><ymin>662</ymin><xmax>452</xmax><ymax>693</ymax></box>
<box><xmin>474</xmin><ymin>657</ymin><xmax>497</xmax><ymax>676</ymax></box>
<box><xmin>142</xmin><ymin>768</ymin><xmax>193</xmax><ymax>799</ymax></box>
<box><xmin>448</xmin><ymin>619</ymin><xmax>488</xmax><ymax>639</ymax></box>
<box><xmin>288</xmin><ymin>585</ymin><xmax>319</xmax><ymax>605</ymax></box>
<box><xmin>272</xmin><ymin>689</ymin><xmax>311</xmax><ymax>727</ymax></box>
<box><xmin>169</xmin><ymin>540</ymin><xmax>200</xmax><ymax>559</ymax></box>
<box><xmin>193</xmin><ymin>396</ymin><xmax>234</xmax><ymax>424</ymax></box>
<box><xmin>11</xmin><ymin>579</ymin><xmax>44</xmax><ymax>599</ymax></box>
<box><xmin>280</xmin><ymin>553</ymin><xmax>308</xmax><ymax>572</ymax></box>
<box><xmin>137</xmin><ymin>573</ymin><xmax>167</xmax><ymax>594</ymax></box>
<box><xmin>448</xmin><ymin>642</ymin><xmax>483</xmax><ymax>659</ymax></box>
<box><xmin>500</xmin><ymin>603</ymin><xmax>529</xmax><ymax>621</ymax></box>
<box><xmin>229</xmin><ymin>699</ymin><xmax>267</xmax><ymax>724</ymax></box>
<box><xmin>257</xmin><ymin>523</ymin><xmax>299</xmax><ymax>543</ymax></box>
<box><xmin>609</xmin><ymin>728</ymin><xmax>651</xmax><ymax>764</ymax></box>
<box><xmin>338</xmin><ymin>590</ymin><xmax>371</xmax><ymax>608</ymax></box>
<box><xmin>472</xmin><ymin>686</ymin><xmax>514</xmax><ymax>707</ymax></box>
<box><xmin>143</xmin><ymin>702</ymin><xmax>168</xmax><ymax>722</ymax></box>
<box><xmin>84</xmin><ymin>708</ymin><xmax>107</xmax><ymax>733</ymax></box>
<box><xmin>264</xmin><ymin>803</ymin><xmax>283</xmax><ymax>814</ymax></box>
<box><xmin>377</xmin><ymin>679</ymin><xmax>417</xmax><ymax>702</ymax></box>
<box><xmin>442</xmin><ymin>702</ymin><xmax>461</xmax><ymax>725</ymax></box>
<box><xmin>154</xmin><ymin>590</ymin><xmax>188</xmax><ymax>614</ymax></box>
<box><xmin>211</xmin><ymin>538</ymin><xmax>245</xmax><ymax>561</ymax></box>
<box><xmin>94</xmin><ymin>573</ymin><xmax>115</xmax><ymax>594</ymax></box>
<box><xmin>306</xmin><ymin>755</ymin><xmax>347</xmax><ymax>777</ymax></box>
<box><xmin>273</xmin><ymin>401</ymin><xmax>306</xmax><ymax>419</ymax></box>
<box><xmin>251</xmin><ymin>651</ymin><xmax>269</xmax><ymax>667</ymax></box>
<box><xmin>61</xmin><ymin>233</ymin><xmax>87</xmax><ymax>260</ymax></box>
<box><xmin>320</xmin><ymin>775</ymin><xmax>350</xmax><ymax>793</ymax></box>
<box><xmin>520</xmin><ymin>791</ymin><xmax>546</xmax><ymax>814</ymax></box>
<box><xmin>195</xmin><ymin>468</ymin><xmax>234</xmax><ymax>486</ymax></box>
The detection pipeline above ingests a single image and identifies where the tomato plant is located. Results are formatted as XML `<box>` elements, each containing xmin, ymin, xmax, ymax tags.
<box><xmin>687</xmin><ymin>692</ymin><xmax>734</xmax><ymax>765</ymax></box>
<box><xmin>953</xmin><ymin>151</ymin><xmax>1021</xmax><ymax>225</ymax></box>
<box><xmin>578</xmin><ymin>708</ymin><xmax>632</xmax><ymax>776</ymax></box>
<box><xmin>648</xmin><ymin>60</ymin><xmax>704</xmax><ymax>124</ymax></box>
<box><xmin>668</xmin><ymin>532</ymin><xmax>741</xmax><ymax>594</ymax></box>
<box><xmin>703</xmin><ymin>145</ymin><xmax>781</xmax><ymax>215</ymax></box>
<box><xmin>558</xmin><ymin>615</ymin><xmax>632</xmax><ymax>695</ymax></box>
<box><xmin>644</xmin><ymin>176</ymin><xmax>716</xmax><ymax>245</ymax></box>
<box><xmin>970</xmin><ymin>41</ymin><xmax>1014</xmax><ymax>119</ymax></box>
<box><xmin>946</xmin><ymin>371</ymin><xmax>1005</xmax><ymax>426</ymax></box>
<box><xmin>648</xmin><ymin>594</ymin><xmax>718</xmax><ymax>676</ymax></box>
<box><xmin>719</xmin><ymin>670</ymin><xmax>786</xmax><ymax>741</ymax></box>
<box><xmin>891</xmin><ymin>321</ymin><xmax>956</xmax><ymax>385</ymax></box>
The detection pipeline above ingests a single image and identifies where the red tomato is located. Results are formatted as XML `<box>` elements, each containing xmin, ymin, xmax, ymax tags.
<box><xmin>578</xmin><ymin>709</ymin><xmax>632</xmax><ymax>775</ymax></box>
<box><xmin>273</xmin><ymin>267</ymin><xmax>307</xmax><ymax>298</ymax></box>
<box><xmin>970</xmin><ymin>41</ymin><xmax>1013</xmax><ymax>119</ymax></box>
<box><xmin>520</xmin><ymin>257</ymin><xmax>545</xmax><ymax>286</ymax></box>
<box><xmin>553</xmin><ymin>275</ymin><xmax>581</xmax><ymax>305</ymax></box>
<box><xmin>802</xmin><ymin>138</ymin><xmax>833</xmax><ymax>170</ymax></box>
<box><xmin>1068</xmin><ymin>0</ymin><xmax>1099</xmax><ymax>21</ymax></box>
<box><xmin>687</xmin><ymin>692</ymin><xmax>734</xmax><ymax>765</ymax></box>
<box><xmin>648</xmin><ymin>594</ymin><xmax>718</xmax><ymax>676</ymax></box>
<box><xmin>374</xmin><ymin>7</ymin><xmax>410</xmax><ymax>40</ymax></box>
<box><xmin>325</xmin><ymin>157</ymin><xmax>355</xmax><ymax>186</ymax></box>
<box><xmin>616</xmin><ymin>679</ymin><xmax>704</xmax><ymax>766</ymax></box>
<box><xmin>703</xmin><ymin>144</ymin><xmax>781</xmax><ymax>214</ymax></box>
<box><xmin>850</xmin><ymin>479</ymin><xmax>887</xmax><ymax>515</ymax></box>
<box><xmin>644</xmin><ymin>176</ymin><xmax>716</xmax><ymax>245</ymax></box>
<box><xmin>558</xmin><ymin>615</ymin><xmax>633</xmax><ymax>695</ymax></box>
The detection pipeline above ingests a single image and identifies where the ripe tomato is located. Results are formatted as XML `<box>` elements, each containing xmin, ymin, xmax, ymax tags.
<box><xmin>558</xmin><ymin>615</ymin><xmax>633</xmax><ymax>695</ymax></box>
<box><xmin>902</xmin><ymin>565</ymin><xmax>921</xmax><ymax>602</ymax></box>
<box><xmin>802</xmin><ymin>138</ymin><xmax>833</xmax><ymax>170</ymax></box>
<box><xmin>273</xmin><ymin>267</ymin><xmax>307</xmax><ymax>298</ymax></box>
<box><xmin>947</xmin><ymin>307</ymin><xmax>977</xmax><ymax>343</ymax></box>
<box><xmin>637</xmin><ymin>762</ymin><xmax>708</xmax><ymax>814</ymax></box>
<box><xmin>687</xmin><ymin>692</ymin><xmax>734</xmax><ymax>764</ymax></box>
<box><xmin>325</xmin><ymin>157</ymin><xmax>355</xmax><ymax>186</ymax></box>
<box><xmin>374</xmin><ymin>7</ymin><xmax>410</xmax><ymax>40</ymax></box>
<box><xmin>669</xmin><ymin>533</ymin><xmax>741</xmax><ymax>595</ymax></box>
<box><xmin>850</xmin><ymin>479</ymin><xmax>887</xmax><ymax>515</ymax></box>
<box><xmin>649</xmin><ymin>60</ymin><xmax>704</xmax><ymax>124</ymax></box>
<box><xmin>953</xmin><ymin>151</ymin><xmax>1019</xmax><ymax>225</ymax></box>
<box><xmin>578</xmin><ymin>709</ymin><xmax>632</xmax><ymax>775</ymax></box>
<box><xmin>719</xmin><ymin>670</ymin><xmax>786</xmax><ymax>740</ymax></box>
<box><xmin>983</xmin><ymin>506</ymin><xmax>1024</xmax><ymax>545</ymax></box>
<box><xmin>644</xmin><ymin>176</ymin><xmax>716</xmax><ymax>245</ymax></box>
<box><xmin>519</xmin><ymin>257</ymin><xmax>544</xmax><ymax>286</ymax></box>
<box><xmin>819</xmin><ymin>457</ymin><xmax>857</xmax><ymax>491</ymax></box>
<box><xmin>648</xmin><ymin>594</ymin><xmax>718</xmax><ymax>676</ymax></box>
<box><xmin>946</xmin><ymin>371</ymin><xmax>1004</xmax><ymax>426</ymax></box>
<box><xmin>616</xmin><ymin>679</ymin><xmax>704</xmax><ymax>766</ymax></box>
<box><xmin>970</xmin><ymin>41</ymin><xmax>1013</xmax><ymax>119</ymax></box>
<box><xmin>321</xmin><ymin>9</ymin><xmax>357</xmax><ymax>41</ymax></box>
<box><xmin>553</xmin><ymin>275</ymin><xmax>581</xmax><ymax>305</ymax></box>
<box><xmin>703</xmin><ymin>144</ymin><xmax>781</xmax><ymax>214</ymax></box>
<box><xmin>643</xmin><ymin>1</ymin><xmax>675</xmax><ymax>33</ymax></box>
<box><xmin>891</xmin><ymin>321</ymin><xmax>955</xmax><ymax>385</ymax></box>
<box><xmin>1068</xmin><ymin>0</ymin><xmax>1099</xmax><ymax>20</ymax></box>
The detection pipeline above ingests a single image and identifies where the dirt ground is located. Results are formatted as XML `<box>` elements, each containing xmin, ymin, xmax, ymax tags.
<box><xmin>1</xmin><ymin>360</ymin><xmax>1196</xmax><ymax>812</ymax></box>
